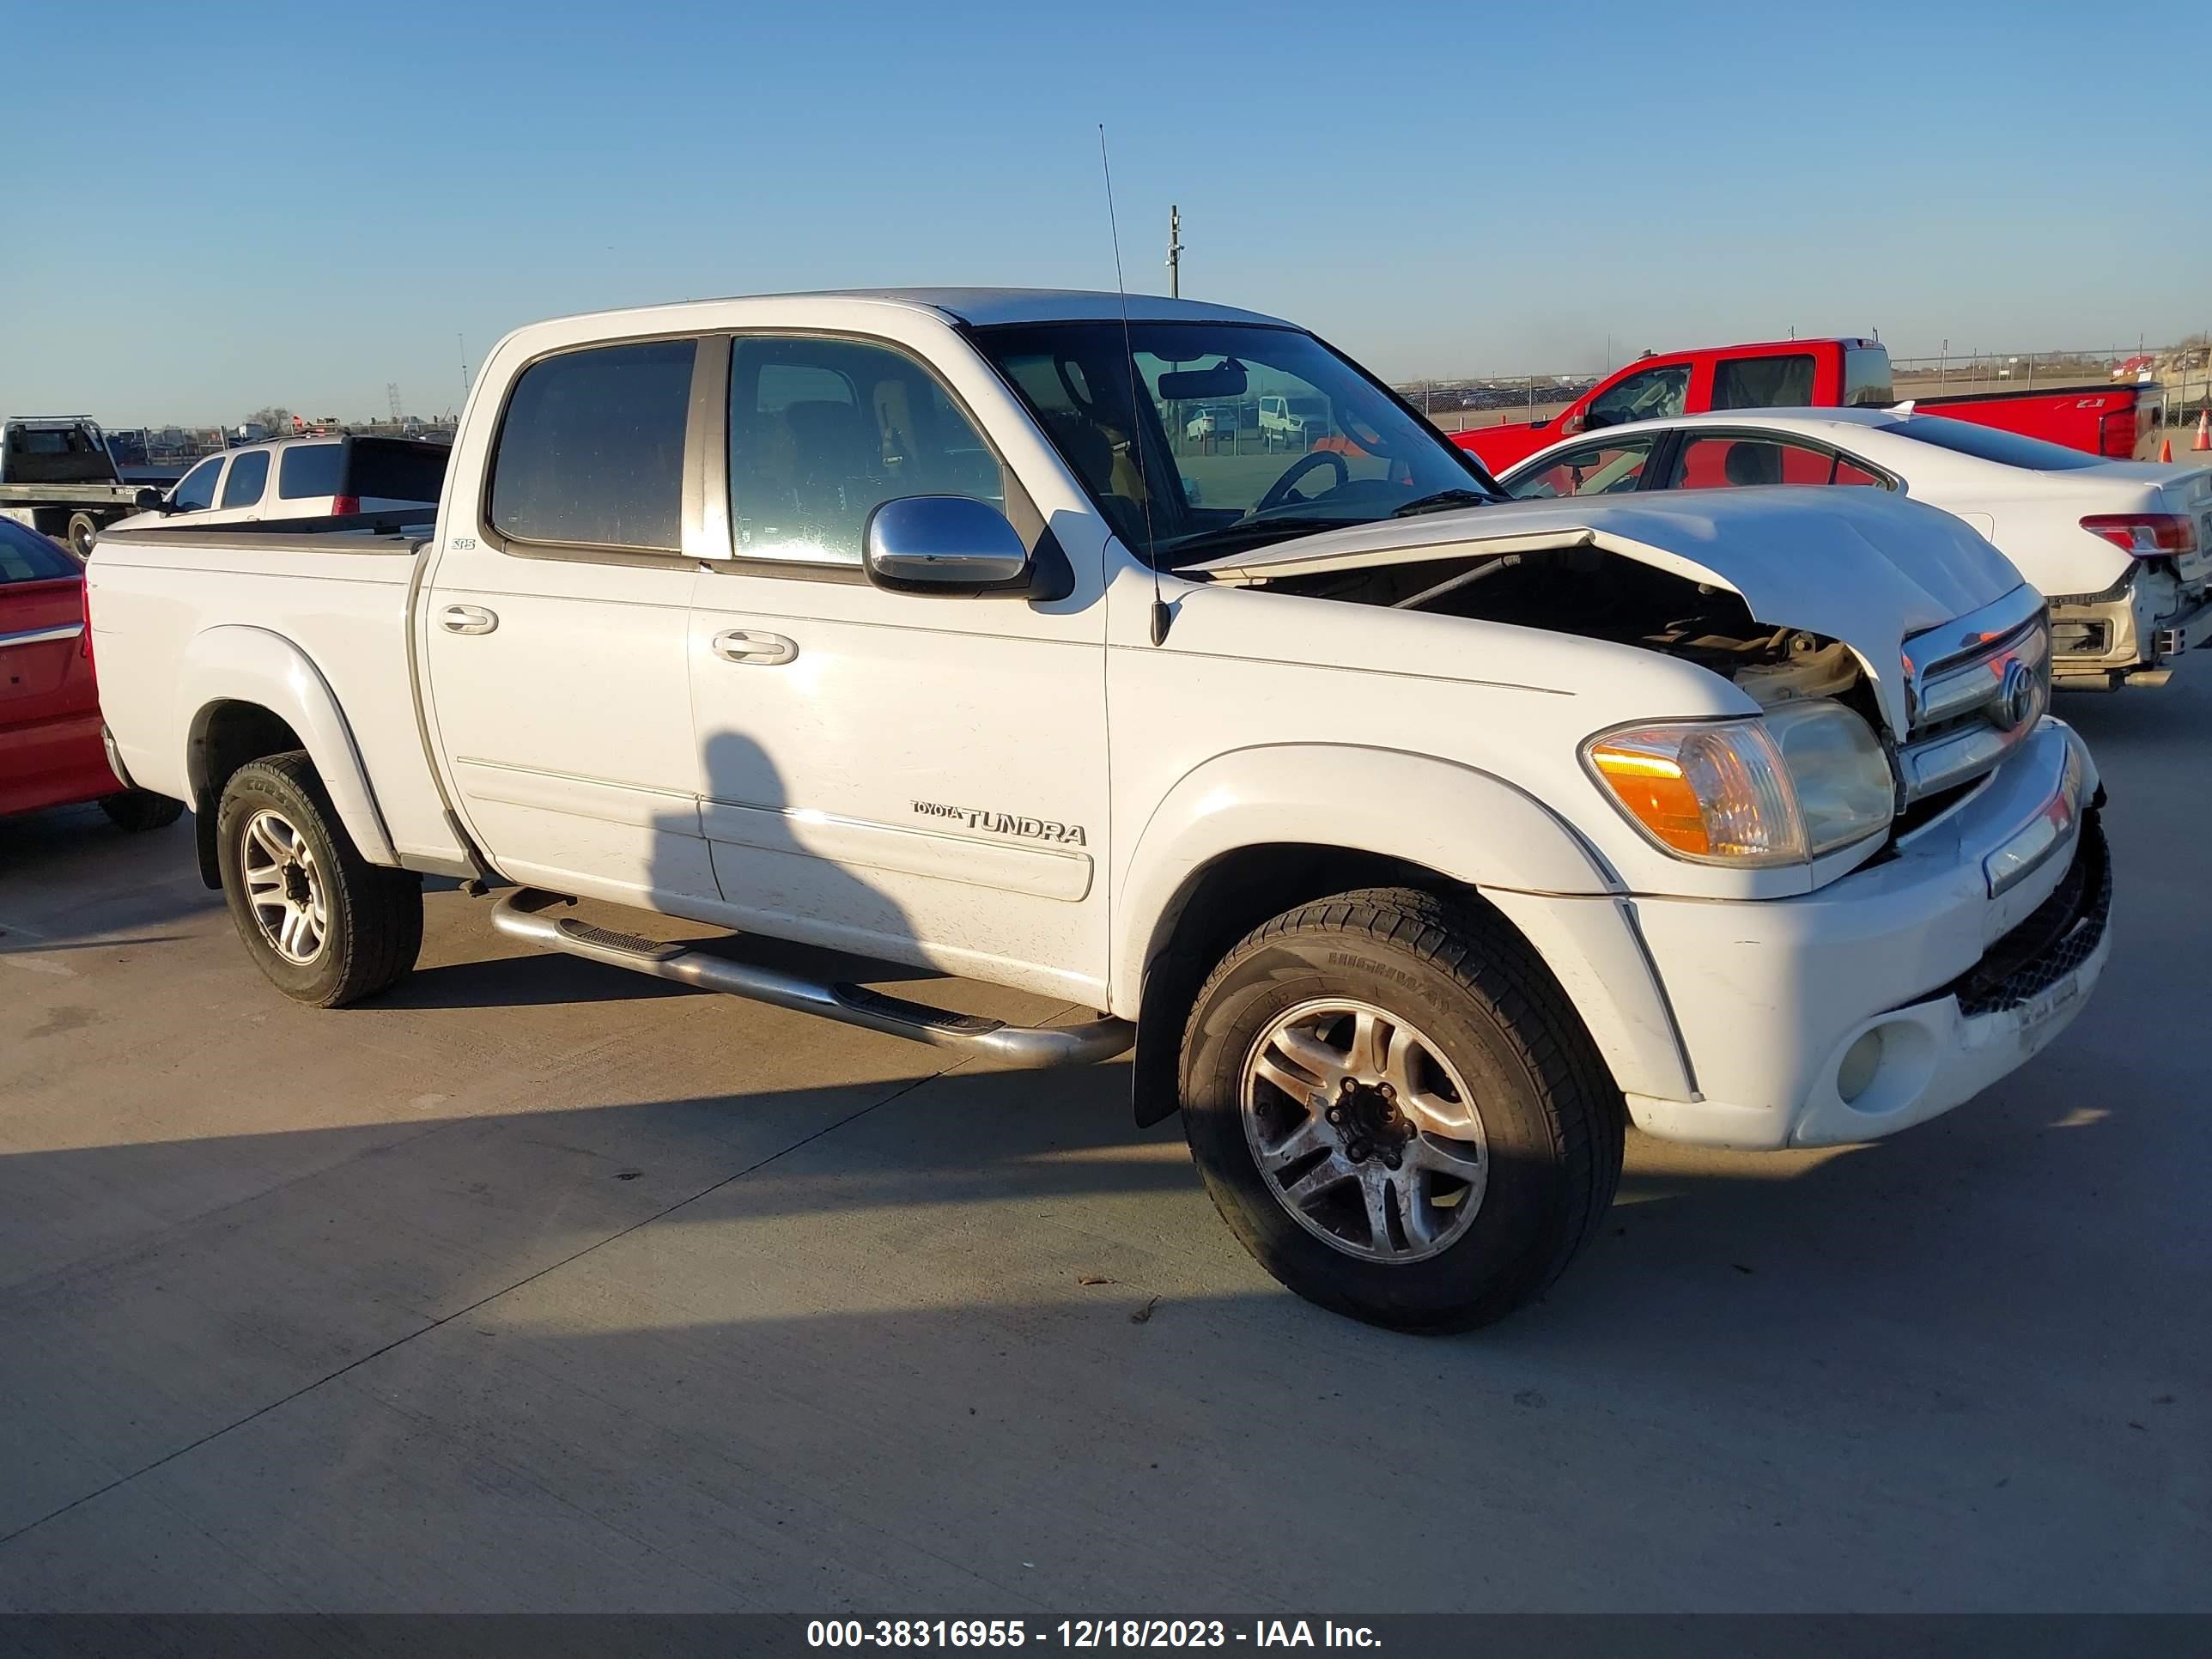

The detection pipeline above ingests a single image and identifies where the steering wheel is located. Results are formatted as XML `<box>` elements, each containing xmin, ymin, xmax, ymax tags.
<box><xmin>1255</xmin><ymin>450</ymin><xmax>1350</xmax><ymax>514</ymax></box>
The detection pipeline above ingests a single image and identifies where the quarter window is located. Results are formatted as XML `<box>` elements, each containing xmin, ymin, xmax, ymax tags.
<box><xmin>170</xmin><ymin>456</ymin><xmax>223</xmax><ymax>512</ymax></box>
<box><xmin>727</xmin><ymin>337</ymin><xmax>1005</xmax><ymax>566</ymax></box>
<box><xmin>220</xmin><ymin>450</ymin><xmax>270</xmax><ymax>508</ymax></box>
<box><xmin>489</xmin><ymin>339</ymin><xmax>696</xmax><ymax>550</ymax></box>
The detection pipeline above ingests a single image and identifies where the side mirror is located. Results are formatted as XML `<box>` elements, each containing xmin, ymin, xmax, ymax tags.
<box><xmin>863</xmin><ymin>495</ymin><xmax>1032</xmax><ymax>597</ymax></box>
<box><xmin>133</xmin><ymin>487</ymin><xmax>165</xmax><ymax>510</ymax></box>
<box><xmin>1560</xmin><ymin>413</ymin><xmax>1586</xmax><ymax>436</ymax></box>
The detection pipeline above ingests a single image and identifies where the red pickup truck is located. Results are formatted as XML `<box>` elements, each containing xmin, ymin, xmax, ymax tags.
<box><xmin>1453</xmin><ymin>338</ymin><xmax>2166</xmax><ymax>472</ymax></box>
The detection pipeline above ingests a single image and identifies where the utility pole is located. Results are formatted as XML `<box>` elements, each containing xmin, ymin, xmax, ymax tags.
<box><xmin>1166</xmin><ymin>205</ymin><xmax>1182</xmax><ymax>299</ymax></box>
<box><xmin>459</xmin><ymin>333</ymin><xmax>471</xmax><ymax>405</ymax></box>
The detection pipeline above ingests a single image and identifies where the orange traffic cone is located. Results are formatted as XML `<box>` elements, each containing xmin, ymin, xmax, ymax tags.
<box><xmin>2196</xmin><ymin>409</ymin><xmax>2211</xmax><ymax>452</ymax></box>
<box><xmin>2160</xmin><ymin>437</ymin><xmax>2174</xmax><ymax>462</ymax></box>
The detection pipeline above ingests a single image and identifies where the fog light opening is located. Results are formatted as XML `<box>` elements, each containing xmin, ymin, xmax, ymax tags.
<box><xmin>1837</xmin><ymin>1029</ymin><xmax>1885</xmax><ymax>1104</ymax></box>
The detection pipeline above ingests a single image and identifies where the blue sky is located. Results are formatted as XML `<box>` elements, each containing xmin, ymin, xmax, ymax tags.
<box><xmin>4</xmin><ymin>0</ymin><xmax>2205</xmax><ymax>422</ymax></box>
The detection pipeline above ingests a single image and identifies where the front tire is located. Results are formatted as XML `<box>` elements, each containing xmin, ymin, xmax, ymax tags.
<box><xmin>1179</xmin><ymin>887</ymin><xmax>1623</xmax><ymax>1333</ymax></box>
<box><xmin>215</xmin><ymin>751</ymin><xmax>422</xmax><ymax>1006</ymax></box>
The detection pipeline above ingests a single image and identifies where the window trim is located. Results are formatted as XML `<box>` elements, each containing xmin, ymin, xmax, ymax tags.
<box><xmin>476</xmin><ymin>330</ymin><xmax>712</xmax><ymax>571</ymax></box>
<box><xmin>1648</xmin><ymin>426</ymin><xmax>1901</xmax><ymax>493</ymax></box>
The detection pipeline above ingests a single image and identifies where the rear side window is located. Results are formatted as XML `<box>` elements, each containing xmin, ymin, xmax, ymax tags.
<box><xmin>221</xmin><ymin>450</ymin><xmax>270</xmax><ymax>507</ymax></box>
<box><xmin>489</xmin><ymin>339</ymin><xmax>696</xmax><ymax>550</ymax></box>
<box><xmin>170</xmin><ymin>456</ymin><xmax>223</xmax><ymax>512</ymax></box>
<box><xmin>1711</xmin><ymin>354</ymin><xmax>1815</xmax><ymax>410</ymax></box>
<box><xmin>277</xmin><ymin>443</ymin><xmax>343</xmax><ymax>499</ymax></box>
<box><xmin>1671</xmin><ymin>434</ymin><xmax>1879</xmax><ymax>489</ymax></box>
<box><xmin>0</xmin><ymin>519</ymin><xmax>80</xmax><ymax>581</ymax></box>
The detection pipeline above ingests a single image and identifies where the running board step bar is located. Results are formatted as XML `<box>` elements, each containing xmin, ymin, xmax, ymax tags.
<box><xmin>489</xmin><ymin>889</ymin><xmax>1133</xmax><ymax>1069</ymax></box>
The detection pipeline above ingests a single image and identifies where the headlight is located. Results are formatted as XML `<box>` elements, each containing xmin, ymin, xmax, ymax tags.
<box><xmin>1584</xmin><ymin>703</ymin><xmax>1893</xmax><ymax>866</ymax></box>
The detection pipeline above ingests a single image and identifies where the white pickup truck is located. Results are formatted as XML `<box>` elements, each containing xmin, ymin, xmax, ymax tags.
<box><xmin>89</xmin><ymin>289</ymin><xmax>2112</xmax><ymax>1332</ymax></box>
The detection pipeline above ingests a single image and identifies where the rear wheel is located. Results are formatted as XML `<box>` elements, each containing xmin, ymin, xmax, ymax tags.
<box><xmin>1179</xmin><ymin>887</ymin><xmax>1623</xmax><ymax>1333</ymax></box>
<box><xmin>64</xmin><ymin>512</ymin><xmax>100</xmax><ymax>559</ymax></box>
<box><xmin>98</xmin><ymin>790</ymin><xmax>184</xmax><ymax>833</ymax></box>
<box><xmin>215</xmin><ymin>751</ymin><xmax>422</xmax><ymax>1006</ymax></box>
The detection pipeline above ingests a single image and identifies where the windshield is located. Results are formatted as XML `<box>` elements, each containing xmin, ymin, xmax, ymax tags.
<box><xmin>972</xmin><ymin>320</ymin><xmax>1498</xmax><ymax>567</ymax></box>
<box><xmin>1876</xmin><ymin>416</ymin><xmax>2104</xmax><ymax>471</ymax></box>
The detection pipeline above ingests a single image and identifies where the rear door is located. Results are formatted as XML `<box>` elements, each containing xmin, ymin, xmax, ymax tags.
<box><xmin>1708</xmin><ymin>350</ymin><xmax>1820</xmax><ymax>412</ymax></box>
<box><xmin>422</xmin><ymin>335</ymin><xmax>714</xmax><ymax>909</ymax></box>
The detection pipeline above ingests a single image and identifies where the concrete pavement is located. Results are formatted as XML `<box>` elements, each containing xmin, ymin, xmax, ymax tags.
<box><xmin>0</xmin><ymin>683</ymin><xmax>2205</xmax><ymax>1613</ymax></box>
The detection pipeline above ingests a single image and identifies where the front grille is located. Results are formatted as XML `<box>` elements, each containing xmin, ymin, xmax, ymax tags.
<box><xmin>1895</xmin><ymin>590</ymin><xmax>2051</xmax><ymax>806</ymax></box>
<box><xmin>1946</xmin><ymin>813</ymin><xmax>2111</xmax><ymax>1018</ymax></box>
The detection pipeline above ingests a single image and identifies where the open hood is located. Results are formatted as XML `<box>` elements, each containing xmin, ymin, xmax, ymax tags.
<box><xmin>1189</xmin><ymin>486</ymin><xmax>2029</xmax><ymax>736</ymax></box>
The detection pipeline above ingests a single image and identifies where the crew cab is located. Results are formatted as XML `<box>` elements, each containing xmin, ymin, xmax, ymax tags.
<box><xmin>1454</xmin><ymin>338</ymin><xmax>2166</xmax><ymax>472</ymax></box>
<box><xmin>88</xmin><ymin>290</ymin><xmax>2110</xmax><ymax>1332</ymax></box>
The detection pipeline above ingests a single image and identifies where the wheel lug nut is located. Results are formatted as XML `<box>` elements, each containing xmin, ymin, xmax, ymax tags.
<box><xmin>1378</xmin><ymin>1083</ymin><xmax>1395</xmax><ymax>1099</ymax></box>
<box><xmin>1326</xmin><ymin>1107</ymin><xmax>1344</xmax><ymax>1124</ymax></box>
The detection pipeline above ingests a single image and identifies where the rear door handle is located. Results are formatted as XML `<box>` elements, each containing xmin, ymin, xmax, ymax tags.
<box><xmin>713</xmin><ymin>629</ymin><xmax>798</xmax><ymax>665</ymax></box>
<box><xmin>440</xmin><ymin>605</ymin><xmax>497</xmax><ymax>635</ymax></box>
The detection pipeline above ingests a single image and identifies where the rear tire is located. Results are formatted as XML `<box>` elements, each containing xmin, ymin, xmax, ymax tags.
<box><xmin>65</xmin><ymin>512</ymin><xmax>100</xmax><ymax>559</ymax></box>
<box><xmin>1178</xmin><ymin>886</ymin><xmax>1623</xmax><ymax>1333</ymax></box>
<box><xmin>215</xmin><ymin>751</ymin><xmax>422</xmax><ymax>1006</ymax></box>
<box><xmin>98</xmin><ymin>790</ymin><xmax>184</xmax><ymax>833</ymax></box>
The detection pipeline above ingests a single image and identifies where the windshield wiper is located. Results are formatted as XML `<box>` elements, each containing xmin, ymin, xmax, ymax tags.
<box><xmin>1391</xmin><ymin>488</ymin><xmax>1493</xmax><ymax>519</ymax></box>
<box><xmin>1158</xmin><ymin>516</ymin><xmax>1349</xmax><ymax>565</ymax></box>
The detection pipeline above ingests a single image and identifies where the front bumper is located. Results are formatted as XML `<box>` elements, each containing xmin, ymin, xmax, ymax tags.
<box><xmin>1618</xmin><ymin>720</ymin><xmax>2109</xmax><ymax>1149</ymax></box>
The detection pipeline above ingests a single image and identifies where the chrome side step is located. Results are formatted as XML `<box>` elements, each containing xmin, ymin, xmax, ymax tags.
<box><xmin>489</xmin><ymin>889</ymin><xmax>1133</xmax><ymax>1069</ymax></box>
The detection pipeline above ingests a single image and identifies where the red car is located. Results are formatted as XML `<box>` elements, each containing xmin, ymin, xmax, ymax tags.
<box><xmin>1</xmin><ymin>519</ymin><xmax>180</xmax><ymax>831</ymax></box>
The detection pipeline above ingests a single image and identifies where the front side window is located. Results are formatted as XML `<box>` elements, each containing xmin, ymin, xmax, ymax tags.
<box><xmin>1711</xmin><ymin>354</ymin><xmax>1815</xmax><ymax>410</ymax></box>
<box><xmin>221</xmin><ymin>450</ymin><xmax>270</xmax><ymax>507</ymax></box>
<box><xmin>489</xmin><ymin>338</ymin><xmax>695</xmax><ymax>550</ymax></box>
<box><xmin>974</xmin><ymin>320</ymin><xmax>1492</xmax><ymax>568</ymax></box>
<box><xmin>278</xmin><ymin>443</ymin><xmax>343</xmax><ymax>499</ymax></box>
<box><xmin>727</xmin><ymin>336</ymin><xmax>1004</xmax><ymax>566</ymax></box>
<box><xmin>1506</xmin><ymin>437</ymin><xmax>1658</xmax><ymax>499</ymax></box>
<box><xmin>1584</xmin><ymin>363</ymin><xmax>1691</xmax><ymax>430</ymax></box>
<box><xmin>170</xmin><ymin>456</ymin><xmax>223</xmax><ymax>512</ymax></box>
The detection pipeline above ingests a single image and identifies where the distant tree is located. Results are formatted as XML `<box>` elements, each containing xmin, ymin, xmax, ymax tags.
<box><xmin>246</xmin><ymin>406</ymin><xmax>293</xmax><ymax>434</ymax></box>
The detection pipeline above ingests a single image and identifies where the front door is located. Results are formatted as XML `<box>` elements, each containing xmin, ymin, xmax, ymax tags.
<box><xmin>422</xmin><ymin>335</ymin><xmax>715</xmax><ymax>911</ymax></box>
<box><xmin>687</xmin><ymin>332</ymin><xmax>1109</xmax><ymax>1005</ymax></box>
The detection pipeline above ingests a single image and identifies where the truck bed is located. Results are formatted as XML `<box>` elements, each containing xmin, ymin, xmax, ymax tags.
<box><xmin>87</xmin><ymin>518</ymin><xmax>462</xmax><ymax>867</ymax></box>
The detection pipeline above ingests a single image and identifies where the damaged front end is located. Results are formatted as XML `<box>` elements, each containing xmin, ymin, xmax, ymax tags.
<box><xmin>1191</xmin><ymin>490</ymin><xmax>2051</xmax><ymax>872</ymax></box>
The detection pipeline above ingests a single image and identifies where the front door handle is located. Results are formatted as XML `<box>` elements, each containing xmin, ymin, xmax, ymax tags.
<box><xmin>440</xmin><ymin>605</ymin><xmax>498</xmax><ymax>635</ymax></box>
<box><xmin>712</xmin><ymin>629</ymin><xmax>798</xmax><ymax>665</ymax></box>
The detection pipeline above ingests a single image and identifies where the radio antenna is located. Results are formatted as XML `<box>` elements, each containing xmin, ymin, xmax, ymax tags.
<box><xmin>1099</xmin><ymin>125</ymin><xmax>1170</xmax><ymax>647</ymax></box>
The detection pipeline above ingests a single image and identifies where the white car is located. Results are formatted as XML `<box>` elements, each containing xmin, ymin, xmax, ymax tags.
<box><xmin>1498</xmin><ymin>406</ymin><xmax>2212</xmax><ymax>688</ymax></box>
<box><xmin>88</xmin><ymin>289</ymin><xmax>2107</xmax><ymax>1332</ymax></box>
<box><xmin>113</xmin><ymin>434</ymin><xmax>448</xmax><ymax>533</ymax></box>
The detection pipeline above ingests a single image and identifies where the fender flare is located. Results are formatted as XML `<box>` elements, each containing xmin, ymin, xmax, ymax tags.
<box><xmin>1113</xmin><ymin>743</ymin><xmax>1696</xmax><ymax>1109</ymax></box>
<box><xmin>179</xmin><ymin>625</ymin><xmax>398</xmax><ymax>867</ymax></box>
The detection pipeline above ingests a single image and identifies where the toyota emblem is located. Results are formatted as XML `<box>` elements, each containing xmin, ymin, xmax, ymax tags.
<box><xmin>1990</xmin><ymin>659</ymin><xmax>2039</xmax><ymax>732</ymax></box>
